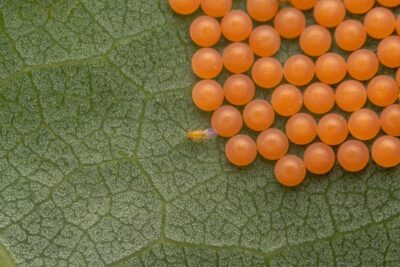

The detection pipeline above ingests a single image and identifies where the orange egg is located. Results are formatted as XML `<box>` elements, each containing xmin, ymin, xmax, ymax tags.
<box><xmin>251</xmin><ymin>57</ymin><xmax>283</xmax><ymax>89</ymax></box>
<box><xmin>367</xmin><ymin>75</ymin><xmax>399</xmax><ymax>107</ymax></box>
<box><xmin>397</xmin><ymin>15</ymin><xmax>400</xmax><ymax>35</ymax></box>
<box><xmin>243</xmin><ymin>99</ymin><xmax>275</xmax><ymax>131</ymax></box>
<box><xmin>303</xmin><ymin>142</ymin><xmax>336</xmax><ymax>174</ymax></box>
<box><xmin>192</xmin><ymin>48</ymin><xmax>223</xmax><ymax>79</ymax></box>
<box><xmin>380</xmin><ymin>104</ymin><xmax>400</xmax><ymax>136</ymax></box>
<box><xmin>249</xmin><ymin>25</ymin><xmax>281</xmax><ymax>57</ymax></box>
<box><xmin>223</xmin><ymin>74</ymin><xmax>255</xmax><ymax>106</ymax></box>
<box><xmin>313</xmin><ymin>0</ymin><xmax>346</xmax><ymax>28</ymax></box>
<box><xmin>343</xmin><ymin>0</ymin><xmax>375</xmax><ymax>14</ymax></box>
<box><xmin>211</xmin><ymin>105</ymin><xmax>243</xmax><ymax>137</ymax></box>
<box><xmin>371</xmin><ymin>135</ymin><xmax>400</xmax><ymax>168</ymax></box>
<box><xmin>274</xmin><ymin>7</ymin><xmax>306</xmax><ymax>39</ymax></box>
<box><xmin>201</xmin><ymin>0</ymin><xmax>232</xmax><ymax>17</ymax></box>
<box><xmin>169</xmin><ymin>0</ymin><xmax>200</xmax><ymax>14</ymax></box>
<box><xmin>364</xmin><ymin>7</ymin><xmax>396</xmax><ymax>39</ymax></box>
<box><xmin>190</xmin><ymin>16</ymin><xmax>221</xmax><ymax>47</ymax></box>
<box><xmin>223</xmin><ymin>42</ymin><xmax>254</xmax><ymax>74</ymax></box>
<box><xmin>317</xmin><ymin>113</ymin><xmax>349</xmax><ymax>145</ymax></box>
<box><xmin>315</xmin><ymin>52</ymin><xmax>347</xmax><ymax>84</ymax></box>
<box><xmin>283</xmin><ymin>54</ymin><xmax>315</xmax><ymax>86</ymax></box>
<box><xmin>377</xmin><ymin>36</ymin><xmax>400</xmax><ymax>68</ymax></box>
<box><xmin>347</xmin><ymin>49</ymin><xmax>379</xmax><ymax>81</ymax></box>
<box><xmin>257</xmin><ymin>128</ymin><xmax>289</xmax><ymax>160</ymax></box>
<box><xmin>291</xmin><ymin>0</ymin><xmax>318</xmax><ymax>10</ymax></box>
<box><xmin>396</xmin><ymin>68</ymin><xmax>400</xmax><ymax>86</ymax></box>
<box><xmin>299</xmin><ymin>25</ymin><xmax>332</xmax><ymax>57</ymax></box>
<box><xmin>192</xmin><ymin>80</ymin><xmax>224</xmax><ymax>111</ymax></box>
<box><xmin>225</xmin><ymin>134</ymin><xmax>257</xmax><ymax>166</ymax></box>
<box><xmin>303</xmin><ymin>83</ymin><xmax>335</xmax><ymax>114</ymax></box>
<box><xmin>221</xmin><ymin>10</ymin><xmax>253</xmax><ymax>42</ymax></box>
<box><xmin>335</xmin><ymin>20</ymin><xmax>366</xmax><ymax>51</ymax></box>
<box><xmin>376</xmin><ymin>0</ymin><xmax>400</xmax><ymax>8</ymax></box>
<box><xmin>286</xmin><ymin>113</ymin><xmax>318</xmax><ymax>145</ymax></box>
<box><xmin>348</xmin><ymin>108</ymin><xmax>381</xmax><ymax>140</ymax></box>
<box><xmin>335</xmin><ymin>80</ymin><xmax>367</xmax><ymax>112</ymax></box>
<box><xmin>274</xmin><ymin>155</ymin><xmax>307</xmax><ymax>187</ymax></box>
<box><xmin>247</xmin><ymin>0</ymin><xmax>279</xmax><ymax>22</ymax></box>
<box><xmin>271</xmin><ymin>84</ymin><xmax>303</xmax><ymax>116</ymax></box>
<box><xmin>337</xmin><ymin>140</ymin><xmax>370</xmax><ymax>172</ymax></box>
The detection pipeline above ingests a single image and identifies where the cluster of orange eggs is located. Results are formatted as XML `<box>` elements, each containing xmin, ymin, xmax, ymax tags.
<box><xmin>168</xmin><ymin>0</ymin><xmax>400</xmax><ymax>187</ymax></box>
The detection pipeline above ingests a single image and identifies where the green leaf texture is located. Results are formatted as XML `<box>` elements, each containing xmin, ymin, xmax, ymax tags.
<box><xmin>0</xmin><ymin>0</ymin><xmax>399</xmax><ymax>266</ymax></box>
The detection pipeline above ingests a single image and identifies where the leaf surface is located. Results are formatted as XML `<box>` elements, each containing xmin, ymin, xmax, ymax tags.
<box><xmin>0</xmin><ymin>1</ymin><xmax>399</xmax><ymax>266</ymax></box>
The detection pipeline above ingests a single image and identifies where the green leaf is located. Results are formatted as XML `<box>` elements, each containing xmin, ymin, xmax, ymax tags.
<box><xmin>0</xmin><ymin>0</ymin><xmax>399</xmax><ymax>266</ymax></box>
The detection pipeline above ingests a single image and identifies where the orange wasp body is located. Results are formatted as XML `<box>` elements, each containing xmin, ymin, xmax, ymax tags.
<box><xmin>187</xmin><ymin>128</ymin><xmax>217</xmax><ymax>141</ymax></box>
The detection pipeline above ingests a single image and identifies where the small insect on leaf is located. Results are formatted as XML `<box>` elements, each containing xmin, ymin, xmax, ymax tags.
<box><xmin>187</xmin><ymin>128</ymin><xmax>217</xmax><ymax>141</ymax></box>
